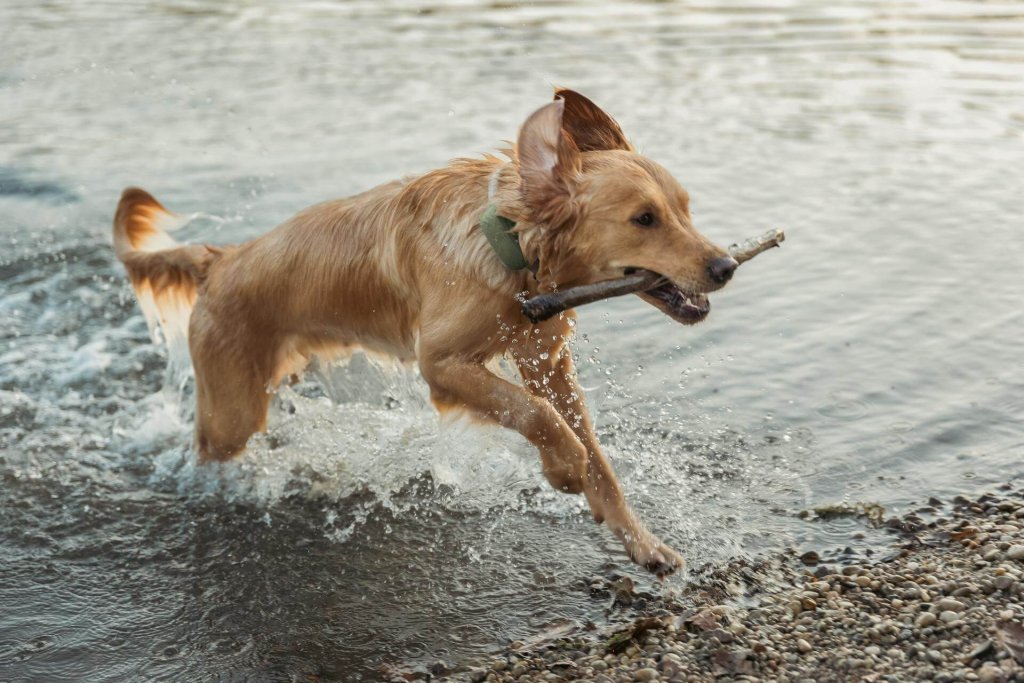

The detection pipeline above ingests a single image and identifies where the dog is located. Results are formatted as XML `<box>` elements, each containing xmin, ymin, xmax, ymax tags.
<box><xmin>113</xmin><ymin>89</ymin><xmax>738</xmax><ymax>575</ymax></box>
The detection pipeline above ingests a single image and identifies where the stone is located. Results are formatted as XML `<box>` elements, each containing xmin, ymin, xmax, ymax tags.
<box><xmin>634</xmin><ymin>668</ymin><xmax>659</xmax><ymax>682</ymax></box>
<box><xmin>936</xmin><ymin>598</ymin><xmax>966</xmax><ymax>612</ymax></box>
<box><xmin>978</xmin><ymin>664</ymin><xmax>1002</xmax><ymax>683</ymax></box>
<box><xmin>1007</xmin><ymin>545</ymin><xmax>1024</xmax><ymax>561</ymax></box>
<box><xmin>916</xmin><ymin>612</ymin><xmax>938</xmax><ymax>628</ymax></box>
<box><xmin>797</xmin><ymin>638</ymin><xmax>812</xmax><ymax>653</ymax></box>
<box><xmin>994</xmin><ymin>575</ymin><xmax>1014</xmax><ymax>591</ymax></box>
<box><xmin>801</xmin><ymin>551</ymin><xmax>821</xmax><ymax>566</ymax></box>
<box><xmin>659</xmin><ymin>659</ymin><xmax>681</xmax><ymax>677</ymax></box>
<box><xmin>965</xmin><ymin>639</ymin><xmax>995</xmax><ymax>662</ymax></box>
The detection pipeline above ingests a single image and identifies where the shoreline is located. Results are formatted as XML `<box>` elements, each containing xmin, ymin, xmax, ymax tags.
<box><xmin>436</xmin><ymin>487</ymin><xmax>1024</xmax><ymax>682</ymax></box>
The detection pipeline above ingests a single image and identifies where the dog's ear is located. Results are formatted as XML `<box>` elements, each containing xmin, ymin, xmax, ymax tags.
<box><xmin>516</xmin><ymin>99</ymin><xmax>581</xmax><ymax>226</ymax></box>
<box><xmin>554</xmin><ymin>88</ymin><xmax>633</xmax><ymax>153</ymax></box>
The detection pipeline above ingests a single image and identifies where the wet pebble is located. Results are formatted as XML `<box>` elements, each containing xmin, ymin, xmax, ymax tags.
<box><xmin>936</xmin><ymin>598</ymin><xmax>966</xmax><ymax>612</ymax></box>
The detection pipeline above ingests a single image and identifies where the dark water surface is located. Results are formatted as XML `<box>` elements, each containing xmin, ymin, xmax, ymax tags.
<box><xmin>2</xmin><ymin>0</ymin><xmax>1023</xmax><ymax>680</ymax></box>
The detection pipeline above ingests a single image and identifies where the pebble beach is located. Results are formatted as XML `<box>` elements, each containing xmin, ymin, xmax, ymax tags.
<box><xmin>430</xmin><ymin>488</ymin><xmax>1024</xmax><ymax>683</ymax></box>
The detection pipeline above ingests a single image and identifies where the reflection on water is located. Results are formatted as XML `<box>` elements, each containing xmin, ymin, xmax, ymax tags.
<box><xmin>2</xmin><ymin>0</ymin><xmax>1023</xmax><ymax>679</ymax></box>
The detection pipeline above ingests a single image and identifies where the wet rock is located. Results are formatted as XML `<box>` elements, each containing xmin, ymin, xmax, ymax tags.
<box><xmin>704</xmin><ymin>628</ymin><xmax>734</xmax><ymax>644</ymax></box>
<box><xmin>978</xmin><ymin>664</ymin><xmax>1002</xmax><ymax>683</ymax></box>
<box><xmin>963</xmin><ymin>639</ymin><xmax>994</xmax><ymax>663</ymax></box>
<box><xmin>1006</xmin><ymin>546</ymin><xmax>1024</xmax><ymax>561</ymax></box>
<box><xmin>612</xmin><ymin>577</ymin><xmax>636</xmax><ymax>606</ymax></box>
<box><xmin>800</xmin><ymin>551</ymin><xmax>820</xmax><ymax>566</ymax></box>
<box><xmin>936</xmin><ymin>598</ymin><xmax>966</xmax><ymax>613</ymax></box>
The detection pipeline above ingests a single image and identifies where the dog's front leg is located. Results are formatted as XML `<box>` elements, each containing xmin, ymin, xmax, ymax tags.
<box><xmin>514</xmin><ymin>319</ymin><xmax>684</xmax><ymax>576</ymax></box>
<box><xmin>418</xmin><ymin>353</ymin><xmax>589</xmax><ymax>496</ymax></box>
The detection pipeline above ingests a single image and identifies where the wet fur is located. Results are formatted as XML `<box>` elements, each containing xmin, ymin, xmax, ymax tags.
<box><xmin>112</xmin><ymin>90</ymin><xmax>732</xmax><ymax>574</ymax></box>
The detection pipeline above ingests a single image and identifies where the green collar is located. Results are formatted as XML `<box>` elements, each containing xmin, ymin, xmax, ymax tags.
<box><xmin>480</xmin><ymin>204</ymin><xmax>531</xmax><ymax>271</ymax></box>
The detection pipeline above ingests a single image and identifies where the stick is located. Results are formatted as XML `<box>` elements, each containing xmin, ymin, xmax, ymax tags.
<box><xmin>521</xmin><ymin>228</ymin><xmax>785</xmax><ymax>323</ymax></box>
<box><xmin>727</xmin><ymin>228</ymin><xmax>786</xmax><ymax>265</ymax></box>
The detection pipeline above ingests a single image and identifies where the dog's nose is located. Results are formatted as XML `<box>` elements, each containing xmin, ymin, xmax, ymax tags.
<box><xmin>708</xmin><ymin>256</ymin><xmax>739</xmax><ymax>284</ymax></box>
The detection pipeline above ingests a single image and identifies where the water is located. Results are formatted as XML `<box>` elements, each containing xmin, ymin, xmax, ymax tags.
<box><xmin>2</xmin><ymin>0</ymin><xmax>1023</xmax><ymax>679</ymax></box>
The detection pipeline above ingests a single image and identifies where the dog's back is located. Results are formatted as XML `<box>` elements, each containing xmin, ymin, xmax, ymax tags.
<box><xmin>113</xmin><ymin>157</ymin><xmax>515</xmax><ymax>460</ymax></box>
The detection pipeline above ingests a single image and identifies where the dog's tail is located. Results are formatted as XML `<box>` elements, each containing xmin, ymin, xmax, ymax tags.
<box><xmin>113</xmin><ymin>187</ymin><xmax>221</xmax><ymax>355</ymax></box>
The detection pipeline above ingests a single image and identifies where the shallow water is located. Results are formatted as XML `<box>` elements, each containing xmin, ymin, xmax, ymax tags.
<box><xmin>2</xmin><ymin>0</ymin><xmax>1023</xmax><ymax>679</ymax></box>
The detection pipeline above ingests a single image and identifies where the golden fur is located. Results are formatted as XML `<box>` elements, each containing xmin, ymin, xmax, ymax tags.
<box><xmin>113</xmin><ymin>90</ymin><xmax>735</xmax><ymax>574</ymax></box>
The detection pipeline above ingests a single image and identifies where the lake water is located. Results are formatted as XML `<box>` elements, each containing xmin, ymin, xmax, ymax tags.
<box><xmin>2</xmin><ymin>0</ymin><xmax>1023</xmax><ymax>679</ymax></box>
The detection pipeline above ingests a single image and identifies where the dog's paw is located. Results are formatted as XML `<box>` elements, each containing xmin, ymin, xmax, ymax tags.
<box><xmin>615</xmin><ymin>526</ymin><xmax>686</xmax><ymax>578</ymax></box>
<box><xmin>636</xmin><ymin>540</ymin><xmax>685</xmax><ymax>578</ymax></box>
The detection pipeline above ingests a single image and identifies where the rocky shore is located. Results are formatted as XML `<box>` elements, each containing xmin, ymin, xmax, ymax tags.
<box><xmin>439</xmin><ymin>487</ymin><xmax>1024</xmax><ymax>683</ymax></box>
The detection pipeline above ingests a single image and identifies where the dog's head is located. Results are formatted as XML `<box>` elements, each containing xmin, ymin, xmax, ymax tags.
<box><xmin>516</xmin><ymin>90</ymin><xmax>737</xmax><ymax>325</ymax></box>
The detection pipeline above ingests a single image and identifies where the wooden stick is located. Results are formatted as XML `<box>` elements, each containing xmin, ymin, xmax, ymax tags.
<box><xmin>521</xmin><ymin>228</ymin><xmax>785</xmax><ymax>323</ymax></box>
<box><xmin>727</xmin><ymin>228</ymin><xmax>786</xmax><ymax>265</ymax></box>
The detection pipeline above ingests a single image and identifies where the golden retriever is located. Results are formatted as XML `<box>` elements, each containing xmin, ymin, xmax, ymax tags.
<box><xmin>113</xmin><ymin>89</ymin><xmax>738</xmax><ymax>575</ymax></box>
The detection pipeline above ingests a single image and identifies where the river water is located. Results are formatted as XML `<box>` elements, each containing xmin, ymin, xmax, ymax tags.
<box><xmin>2</xmin><ymin>0</ymin><xmax>1023</xmax><ymax>680</ymax></box>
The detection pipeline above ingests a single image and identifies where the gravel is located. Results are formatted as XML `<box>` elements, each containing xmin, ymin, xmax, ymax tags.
<box><xmin>430</xmin><ymin>488</ymin><xmax>1024</xmax><ymax>683</ymax></box>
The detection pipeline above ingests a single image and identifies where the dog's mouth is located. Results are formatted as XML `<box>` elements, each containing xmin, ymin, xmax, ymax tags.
<box><xmin>628</xmin><ymin>269</ymin><xmax>710</xmax><ymax>325</ymax></box>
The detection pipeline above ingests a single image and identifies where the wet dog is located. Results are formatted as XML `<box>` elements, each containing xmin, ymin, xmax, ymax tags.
<box><xmin>113</xmin><ymin>89</ymin><xmax>737</xmax><ymax>575</ymax></box>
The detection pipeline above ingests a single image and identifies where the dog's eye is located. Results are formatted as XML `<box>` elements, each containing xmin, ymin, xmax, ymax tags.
<box><xmin>633</xmin><ymin>212</ymin><xmax>656</xmax><ymax>228</ymax></box>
